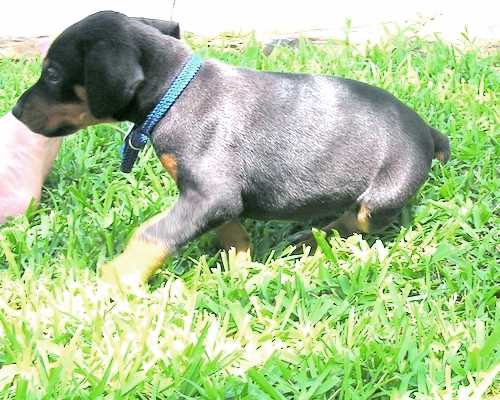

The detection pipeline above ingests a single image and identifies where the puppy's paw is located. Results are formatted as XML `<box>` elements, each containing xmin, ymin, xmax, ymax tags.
<box><xmin>235</xmin><ymin>248</ymin><xmax>252</xmax><ymax>266</ymax></box>
<box><xmin>100</xmin><ymin>259</ymin><xmax>146</xmax><ymax>295</ymax></box>
<box><xmin>99</xmin><ymin>239</ymin><xmax>168</xmax><ymax>294</ymax></box>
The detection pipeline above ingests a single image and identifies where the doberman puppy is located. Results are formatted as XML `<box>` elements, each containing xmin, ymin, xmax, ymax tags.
<box><xmin>13</xmin><ymin>11</ymin><xmax>450</xmax><ymax>290</ymax></box>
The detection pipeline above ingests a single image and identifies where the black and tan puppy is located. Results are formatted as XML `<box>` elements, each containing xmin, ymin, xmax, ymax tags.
<box><xmin>13</xmin><ymin>11</ymin><xmax>450</xmax><ymax>289</ymax></box>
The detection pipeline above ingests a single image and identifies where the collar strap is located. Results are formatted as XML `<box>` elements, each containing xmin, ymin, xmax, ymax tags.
<box><xmin>121</xmin><ymin>54</ymin><xmax>203</xmax><ymax>173</ymax></box>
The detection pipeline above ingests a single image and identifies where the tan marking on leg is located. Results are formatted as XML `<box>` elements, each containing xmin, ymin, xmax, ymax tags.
<box><xmin>215</xmin><ymin>221</ymin><xmax>251</xmax><ymax>262</ymax></box>
<box><xmin>101</xmin><ymin>238</ymin><xmax>168</xmax><ymax>290</ymax></box>
<box><xmin>160</xmin><ymin>153</ymin><xmax>177</xmax><ymax>181</ymax></box>
<box><xmin>101</xmin><ymin>212</ymin><xmax>171</xmax><ymax>290</ymax></box>
<box><xmin>328</xmin><ymin>211</ymin><xmax>359</xmax><ymax>236</ymax></box>
<box><xmin>292</xmin><ymin>206</ymin><xmax>374</xmax><ymax>251</ymax></box>
<box><xmin>434</xmin><ymin>151</ymin><xmax>446</xmax><ymax>164</ymax></box>
<box><xmin>356</xmin><ymin>203</ymin><xmax>371</xmax><ymax>233</ymax></box>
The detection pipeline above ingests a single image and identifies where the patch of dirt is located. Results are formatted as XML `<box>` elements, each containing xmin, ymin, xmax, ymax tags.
<box><xmin>0</xmin><ymin>36</ymin><xmax>50</xmax><ymax>58</ymax></box>
<box><xmin>1</xmin><ymin>34</ymin><xmax>498</xmax><ymax>59</ymax></box>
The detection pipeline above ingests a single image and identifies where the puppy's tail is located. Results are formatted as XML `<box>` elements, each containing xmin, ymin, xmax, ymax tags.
<box><xmin>430</xmin><ymin>127</ymin><xmax>450</xmax><ymax>164</ymax></box>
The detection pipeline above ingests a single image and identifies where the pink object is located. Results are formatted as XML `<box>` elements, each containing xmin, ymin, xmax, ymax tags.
<box><xmin>0</xmin><ymin>113</ymin><xmax>62</xmax><ymax>223</ymax></box>
<box><xmin>0</xmin><ymin>37</ymin><xmax>62</xmax><ymax>223</ymax></box>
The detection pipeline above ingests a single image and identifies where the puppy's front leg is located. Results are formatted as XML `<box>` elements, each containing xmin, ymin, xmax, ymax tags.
<box><xmin>101</xmin><ymin>190</ymin><xmax>240</xmax><ymax>290</ymax></box>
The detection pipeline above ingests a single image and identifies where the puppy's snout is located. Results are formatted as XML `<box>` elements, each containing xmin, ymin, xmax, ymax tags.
<box><xmin>11</xmin><ymin>90</ymin><xmax>51</xmax><ymax>134</ymax></box>
<box><xmin>12</xmin><ymin>101</ymin><xmax>23</xmax><ymax>120</ymax></box>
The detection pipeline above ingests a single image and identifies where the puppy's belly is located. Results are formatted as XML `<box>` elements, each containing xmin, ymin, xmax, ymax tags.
<box><xmin>240</xmin><ymin>165</ymin><xmax>370</xmax><ymax>221</ymax></box>
<box><xmin>241</xmin><ymin>192</ymin><xmax>355</xmax><ymax>222</ymax></box>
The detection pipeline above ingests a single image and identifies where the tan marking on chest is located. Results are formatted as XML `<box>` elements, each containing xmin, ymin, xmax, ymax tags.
<box><xmin>160</xmin><ymin>153</ymin><xmax>177</xmax><ymax>181</ymax></box>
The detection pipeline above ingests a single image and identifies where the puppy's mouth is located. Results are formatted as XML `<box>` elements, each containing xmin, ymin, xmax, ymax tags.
<box><xmin>42</xmin><ymin>124</ymin><xmax>79</xmax><ymax>137</ymax></box>
<box><xmin>14</xmin><ymin>111</ymin><xmax>79</xmax><ymax>137</ymax></box>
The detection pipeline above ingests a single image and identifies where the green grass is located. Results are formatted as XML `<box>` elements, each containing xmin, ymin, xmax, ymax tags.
<box><xmin>0</xmin><ymin>28</ymin><xmax>499</xmax><ymax>399</ymax></box>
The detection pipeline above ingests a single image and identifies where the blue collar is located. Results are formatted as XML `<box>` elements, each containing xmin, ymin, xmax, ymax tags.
<box><xmin>120</xmin><ymin>54</ymin><xmax>203</xmax><ymax>173</ymax></box>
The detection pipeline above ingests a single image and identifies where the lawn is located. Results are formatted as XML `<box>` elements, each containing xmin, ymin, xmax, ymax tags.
<box><xmin>0</xmin><ymin>28</ymin><xmax>499</xmax><ymax>399</ymax></box>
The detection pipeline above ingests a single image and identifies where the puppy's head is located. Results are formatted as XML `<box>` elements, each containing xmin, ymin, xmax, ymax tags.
<box><xmin>12</xmin><ymin>11</ymin><xmax>180</xmax><ymax>137</ymax></box>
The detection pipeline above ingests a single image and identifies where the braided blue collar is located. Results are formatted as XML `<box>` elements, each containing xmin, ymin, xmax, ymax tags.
<box><xmin>121</xmin><ymin>54</ymin><xmax>203</xmax><ymax>173</ymax></box>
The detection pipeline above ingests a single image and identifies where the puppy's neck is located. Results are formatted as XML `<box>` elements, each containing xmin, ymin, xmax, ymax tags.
<box><xmin>119</xmin><ymin>38</ymin><xmax>192</xmax><ymax>124</ymax></box>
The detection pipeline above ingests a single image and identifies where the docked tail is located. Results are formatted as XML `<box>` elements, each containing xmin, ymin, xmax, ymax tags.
<box><xmin>430</xmin><ymin>127</ymin><xmax>450</xmax><ymax>164</ymax></box>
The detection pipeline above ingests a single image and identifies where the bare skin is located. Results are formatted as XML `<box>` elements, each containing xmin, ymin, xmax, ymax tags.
<box><xmin>0</xmin><ymin>37</ymin><xmax>61</xmax><ymax>223</ymax></box>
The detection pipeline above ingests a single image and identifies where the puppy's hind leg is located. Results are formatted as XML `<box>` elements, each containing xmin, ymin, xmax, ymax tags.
<box><xmin>293</xmin><ymin>174</ymin><xmax>418</xmax><ymax>247</ymax></box>
<box><xmin>354</xmin><ymin>164</ymin><xmax>429</xmax><ymax>234</ymax></box>
<box><xmin>430</xmin><ymin>127</ymin><xmax>451</xmax><ymax>164</ymax></box>
<box><xmin>351</xmin><ymin>202</ymin><xmax>402</xmax><ymax>234</ymax></box>
<box><xmin>289</xmin><ymin>211</ymin><xmax>358</xmax><ymax>248</ymax></box>
<box><xmin>215</xmin><ymin>220</ymin><xmax>252</xmax><ymax>263</ymax></box>
<box><xmin>290</xmin><ymin>200</ymin><xmax>403</xmax><ymax>251</ymax></box>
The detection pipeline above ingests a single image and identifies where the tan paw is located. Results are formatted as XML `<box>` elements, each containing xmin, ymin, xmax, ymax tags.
<box><xmin>100</xmin><ymin>259</ymin><xmax>145</xmax><ymax>294</ymax></box>
<box><xmin>99</xmin><ymin>238</ymin><xmax>168</xmax><ymax>293</ymax></box>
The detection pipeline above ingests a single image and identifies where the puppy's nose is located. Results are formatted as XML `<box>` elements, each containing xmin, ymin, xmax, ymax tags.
<box><xmin>12</xmin><ymin>102</ymin><xmax>23</xmax><ymax>120</ymax></box>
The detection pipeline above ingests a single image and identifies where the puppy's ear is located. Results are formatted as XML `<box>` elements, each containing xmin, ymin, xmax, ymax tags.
<box><xmin>84</xmin><ymin>41</ymin><xmax>144</xmax><ymax>119</ymax></box>
<box><xmin>134</xmin><ymin>18</ymin><xmax>180</xmax><ymax>39</ymax></box>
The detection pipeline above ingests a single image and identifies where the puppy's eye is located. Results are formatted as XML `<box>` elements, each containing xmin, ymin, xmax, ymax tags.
<box><xmin>44</xmin><ymin>67</ymin><xmax>61</xmax><ymax>84</ymax></box>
